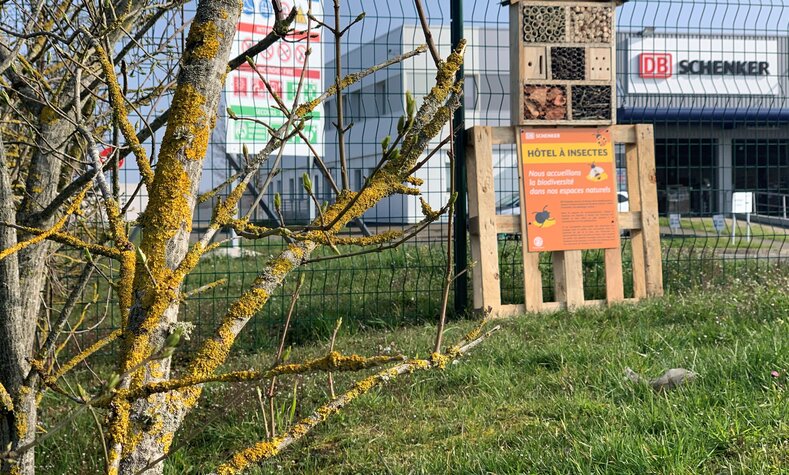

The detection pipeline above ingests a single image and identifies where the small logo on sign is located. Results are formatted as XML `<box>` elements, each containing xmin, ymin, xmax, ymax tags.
<box><xmin>524</xmin><ymin>132</ymin><xmax>535</xmax><ymax>140</ymax></box>
<box><xmin>533</xmin><ymin>236</ymin><xmax>544</xmax><ymax>248</ymax></box>
<box><xmin>640</xmin><ymin>53</ymin><xmax>673</xmax><ymax>79</ymax></box>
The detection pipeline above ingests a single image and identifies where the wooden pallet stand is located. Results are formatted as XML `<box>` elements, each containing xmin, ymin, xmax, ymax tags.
<box><xmin>467</xmin><ymin>124</ymin><xmax>663</xmax><ymax>317</ymax></box>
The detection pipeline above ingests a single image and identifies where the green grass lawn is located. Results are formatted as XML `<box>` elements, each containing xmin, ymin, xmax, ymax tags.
<box><xmin>657</xmin><ymin>216</ymin><xmax>787</xmax><ymax>251</ymax></box>
<box><xmin>40</xmin><ymin>270</ymin><xmax>789</xmax><ymax>474</ymax></box>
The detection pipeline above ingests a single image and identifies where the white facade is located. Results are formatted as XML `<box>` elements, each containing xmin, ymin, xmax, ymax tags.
<box><xmin>323</xmin><ymin>25</ymin><xmax>514</xmax><ymax>224</ymax></box>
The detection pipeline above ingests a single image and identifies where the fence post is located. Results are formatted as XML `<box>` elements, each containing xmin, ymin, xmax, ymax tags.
<box><xmin>451</xmin><ymin>0</ymin><xmax>469</xmax><ymax>315</ymax></box>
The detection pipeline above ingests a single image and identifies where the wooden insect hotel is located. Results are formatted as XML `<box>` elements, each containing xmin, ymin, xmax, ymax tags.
<box><xmin>466</xmin><ymin>0</ymin><xmax>663</xmax><ymax>317</ymax></box>
<box><xmin>506</xmin><ymin>0</ymin><xmax>623</xmax><ymax>125</ymax></box>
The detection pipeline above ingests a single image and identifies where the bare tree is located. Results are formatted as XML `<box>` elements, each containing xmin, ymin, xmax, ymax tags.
<box><xmin>0</xmin><ymin>0</ymin><xmax>490</xmax><ymax>474</ymax></box>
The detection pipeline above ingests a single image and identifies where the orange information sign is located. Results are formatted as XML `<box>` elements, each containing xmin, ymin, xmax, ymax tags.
<box><xmin>520</xmin><ymin>128</ymin><xmax>620</xmax><ymax>252</ymax></box>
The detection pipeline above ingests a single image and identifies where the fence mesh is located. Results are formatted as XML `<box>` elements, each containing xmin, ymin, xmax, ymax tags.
<box><xmin>50</xmin><ymin>0</ymin><xmax>788</xmax><ymax>354</ymax></box>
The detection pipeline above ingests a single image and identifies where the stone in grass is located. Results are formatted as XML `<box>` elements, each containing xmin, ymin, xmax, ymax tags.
<box><xmin>624</xmin><ymin>367</ymin><xmax>699</xmax><ymax>391</ymax></box>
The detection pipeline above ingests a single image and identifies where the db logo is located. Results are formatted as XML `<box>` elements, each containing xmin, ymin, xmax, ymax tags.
<box><xmin>533</xmin><ymin>236</ymin><xmax>544</xmax><ymax>248</ymax></box>
<box><xmin>639</xmin><ymin>53</ymin><xmax>672</xmax><ymax>79</ymax></box>
<box><xmin>524</xmin><ymin>132</ymin><xmax>535</xmax><ymax>140</ymax></box>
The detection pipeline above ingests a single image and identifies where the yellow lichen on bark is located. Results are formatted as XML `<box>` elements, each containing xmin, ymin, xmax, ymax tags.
<box><xmin>106</xmin><ymin>396</ymin><xmax>132</xmax><ymax>475</ymax></box>
<box><xmin>12</xmin><ymin>386</ymin><xmax>32</xmax><ymax>440</ymax></box>
<box><xmin>39</xmin><ymin>105</ymin><xmax>59</xmax><ymax>125</ymax></box>
<box><xmin>93</xmin><ymin>42</ymin><xmax>154</xmax><ymax>186</ymax></box>
<box><xmin>0</xmin><ymin>382</ymin><xmax>13</xmax><ymax>413</ymax></box>
<box><xmin>185</xmin><ymin>20</ymin><xmax>223</xmax><ymax>61</ymax></box>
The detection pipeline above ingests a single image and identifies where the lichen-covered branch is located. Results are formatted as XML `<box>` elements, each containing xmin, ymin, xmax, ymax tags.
<box><xmin>0</xmin><ymin>184</ymin><xmax>90</xmax><ymax>262</ymax></box>
<box><xmin>103</xmin><ymin>0</ymin><xmax>245</xmax><ymax>472</ymax></box>
<box><xmin>89</xmin><ymin>36</ymin><xmax>154</xmax><ymax>187</ymax></box>
<box><xmin>123</xmin><ymin>352</ymin><xmax>405</xmax><ymax>400</ymax></box>
<box><xmin>209</xmin><ymin>324</ymin><xmax>500</xmax><ymax>475</ymax></box>
<box><xmin>1</xmin><ymin>223</ymin><xmax>124</xmax><ymax>260</ymax></box>
<box><xmin>48</xmin><ymin>329</ymin><xmax>123</xmax><ymax>384</ymax></box>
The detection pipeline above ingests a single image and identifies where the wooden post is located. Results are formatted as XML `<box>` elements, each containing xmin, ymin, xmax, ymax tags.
<box><xmin>467</xmin><ymin>127</ymin><xmax>501</xmax><ymax>313</ymax></box>
<box><xmin>517</xmin><ymin>130</ymin><xmax>544</xmax><ymax>312</ymax></box>
<box><xmin>604</xmin><ymin>247</ymin><xmax>625</xmax><ymax>304</ymax></box>
<box><xmin>552</xmin><ymin>250</ymin><xmax>584</xmax><ymax>310</ymax></box>
<box><xmin>625</xmin><ymin>139</ymin><xmax>647</xmax><ymax>299</ymax></box>
<box><xmin>635</xmin><ymin>124</ymin><xmax>664</xmax><ymax>297</ymax></box>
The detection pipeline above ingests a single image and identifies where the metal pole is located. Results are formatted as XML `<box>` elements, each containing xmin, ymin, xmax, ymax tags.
<box><xmin>451</xmin><ymin>0</ymin><xmax>468</xmax><ymax>315</ymax></box>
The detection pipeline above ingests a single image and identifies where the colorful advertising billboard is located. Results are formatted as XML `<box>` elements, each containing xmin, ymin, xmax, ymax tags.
<box><xmin>225</xmin><ymin>0</ymin><xmax>323</xmax><ymax>155</ymax></box>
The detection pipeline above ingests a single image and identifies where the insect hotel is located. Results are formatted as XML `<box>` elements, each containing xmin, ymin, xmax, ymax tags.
<box><xmin>465</xmin><ymin>0</ymin><xmax>664</xmax><ymax>317</ymax></box>
<box><xmin>506</xmin><ymin>0</ymin><xmax>622</xmax><ymax>125</ymax></box>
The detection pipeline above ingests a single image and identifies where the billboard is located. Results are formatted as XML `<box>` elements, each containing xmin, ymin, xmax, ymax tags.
<box><xmin>225</xmin><ymin>0</ymin><xmax>323</xmax><ymax>155</ymax></box>
<box><xmin>628</xmin><ymin>36</ymin><xmax>780</xmax><ymax>96</ymax></box>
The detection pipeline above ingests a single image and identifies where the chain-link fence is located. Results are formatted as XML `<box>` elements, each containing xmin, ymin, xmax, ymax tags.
<box><xmin>56</xmin><ymin>0</ymin><xmax>788</xmax><ymax>353</ymax></box>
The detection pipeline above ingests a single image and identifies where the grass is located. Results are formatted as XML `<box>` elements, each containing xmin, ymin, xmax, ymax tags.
<box><xmin>65</xmin><ymin>235</ymin><xmax>786</xmax><ymax>354</ymax></box>
<box><xmin>657</xmin><ymin>216</ymin><xmax>787</xmax><ymax>251</ymax></box>
<box><xmin>39</xmin><ymin>269</ymin><xmax>789</xmax><ymax>474</ymax></box>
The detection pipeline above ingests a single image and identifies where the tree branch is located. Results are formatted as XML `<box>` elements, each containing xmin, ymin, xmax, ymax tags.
<box><xmin>124</xmin><ymin>352</ymin><xmax>405</xmax><ymax>401</ymax></box>
<box><xmin>209</xmin><ymin>324</ymin><xmax>500</xmax><ymax>475</ymax></box>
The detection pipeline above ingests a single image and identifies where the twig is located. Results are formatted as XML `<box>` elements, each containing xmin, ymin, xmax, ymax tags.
<box><xmin>268</xmin><ymin>274</ymin><xmax>305</xmax><ymax>437</ymax></box>
<box><xmin>413</xmin><ymin>0</ymin><xmax>441</xmax><ymax>67</ymax></box>
<box><xmin>328</xmin><ymin>317</ymin><xmax>342</xmax><ymax>399</ymax></box>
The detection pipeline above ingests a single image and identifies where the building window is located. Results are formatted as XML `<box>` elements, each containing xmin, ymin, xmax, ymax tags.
<box><xmin>733</xmin><ymin>140</ymin><xmax>789</xmax><ymax>214</ymax></box>
<box><xmin>464</xmin><ymin>74</ymin><xmax>478</xmax><ymax>110</ymax></box>
<box><xmin>655</xmin><ymin>139</ymin><xmax>718</xmax><ymax>215</ymax></box>
<box><xmin>375</xmin><ymin>81</ymin><xmax>387</xmax><ymax>115</ymax></box>
<box><xmin>354</xmin><ymin>169</ymin><xmax>362</xmax><ymax>190</ymax></box>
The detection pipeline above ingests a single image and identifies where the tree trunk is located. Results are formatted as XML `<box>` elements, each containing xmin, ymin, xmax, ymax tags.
<box><xmin>0</xmin><ymin>113</ymin><xmax>72</xmax><ymax>475</ymax></box>
<box><xmin>110</xmin><ymin>1</ymin><xmax>243</xmax><ymax>473</ymax></box>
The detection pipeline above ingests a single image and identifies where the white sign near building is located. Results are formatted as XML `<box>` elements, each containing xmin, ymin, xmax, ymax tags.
<box><xmin>732</xmin><ymin>192</ymin><xmax>754</xmax><ymax>214</ymax></box>
<box><xmin>225</xmin><ymin>0</ymin><xmax>323</xmax><ymax>155</ymax></box>
<box><xmin>628</xmin><ymin>36</ymin><xmax>780</xmax><ymax>96</ymax></box>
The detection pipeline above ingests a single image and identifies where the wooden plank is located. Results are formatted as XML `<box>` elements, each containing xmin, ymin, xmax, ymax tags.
<box><xmin>610</xmin><ymin>124</ymin><xmax>636</xmax><ymax>144</ymax></box>
<box><xmin>523</xmin><ymin>252</ymin><xmax>544</xmax><ymax>312</ymax></box>
<box><xmin>618</xmin><ymin>211</ymin><xmax>642</xmax><ymax>230</ymax></box>
<box><xmin>491</xmin><ymin>126</ymin><xmax>516</xmax><ymax>145</ymax></box>
<box><xmin>517</xmin><ymin>127</ymin><xmax>544</xmax><ymax>312</ymax></box>
<box><xmin>625</xmin><ymin>141</ymin><xmax>647</xmax><ymax>299</ymax></box>
<box><xmin>563</xmin><ymin>250</ymin><xmax>585</xmax><ymax>309</ymax></box>
<box><xmin>635</xmin><ymin>124</ymin><xmax>665</xmax><ymax>297</ymax></box>
<box><xmin>489</xmin><ymin>125</ymin><xmax>635</xmax><ymax>147</ymax></box>
<box><xmin>466</xmin><ymin>127</ymin><xmax>502</xmax><ymax>312</ymax></box>
<box><xmin>604</xmin><ymin>247</ymin><xmax>624</xmax><ymax>304</ymax></box>
<box><xmin>552</xmin><ymin>250</ymin><xmax>584</xmax><ymax>309</ymax></box>
<box><xmin>496</xmin><ymin>304</ymin><xmax>527</xmax><ymax>319</ymax></box>
<box><xmin>495</xmin><ymin>215</ymin><xmax>520</xmax><ymax>234</ymax></box>
<box><xmin>552</xmin><ymin>251</ymin><xmax>567</xmax><ymax>303</ymax></box>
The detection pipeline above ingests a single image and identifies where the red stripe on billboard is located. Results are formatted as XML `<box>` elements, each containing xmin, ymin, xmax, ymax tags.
<box><xmin>236</xmin><ymin>63</ymin><xmax>321</xmax><ymax>79</ymax></box>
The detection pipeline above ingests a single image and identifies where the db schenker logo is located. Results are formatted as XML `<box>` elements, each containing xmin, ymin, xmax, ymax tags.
<box><xmin>639</xmin><ymin>53</ymin><xmax>672</xmax><ymax>79</ymax></box>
